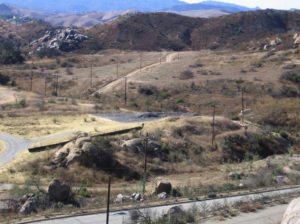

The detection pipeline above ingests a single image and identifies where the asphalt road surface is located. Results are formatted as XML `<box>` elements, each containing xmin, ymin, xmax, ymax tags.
<box><xmin>0</xmin><ymin>132</ymin><xmax>74</xmax><ymax>166</ymax></box>
<box><xmin>22</xmin><ymin>187</ymin><xmax>300</xmax><ymax>224</ymax></box>
<box><xmin>95</xmin><ymin>112</ymin><xmax>198</xmax><ymax>123</ymax></box>
<box><xmin>204</xmin><ymin>204</ymin><xmax>287</xmax><ymax>224</ymax></box>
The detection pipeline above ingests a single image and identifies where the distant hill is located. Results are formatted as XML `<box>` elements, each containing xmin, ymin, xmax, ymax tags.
<box><xmin>0</xmin><ymin>0</ymin><xmax>185</xmax><ymax>12</ymax></box>
<box><xmin>167</xmin><ymin>1</ymin><xmax>255</xmax><ymax>13</ymax></box>
<box><xmin>0</xmin><ymin>1</ymin><xmax>259</xmax><ymax>28</ymax></box>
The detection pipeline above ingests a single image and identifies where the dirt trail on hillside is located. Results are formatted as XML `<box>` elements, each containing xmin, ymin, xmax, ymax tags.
<box><xmin>93</xmin><ymin>52</ymin><xmax>178</xmax><ymax>95</ymax></box>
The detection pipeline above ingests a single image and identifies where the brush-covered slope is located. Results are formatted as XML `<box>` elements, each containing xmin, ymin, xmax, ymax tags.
<box><xmin>83</xmin><ymin>12</ymin><xmax>203</xmax><ymax>51</ymax></box>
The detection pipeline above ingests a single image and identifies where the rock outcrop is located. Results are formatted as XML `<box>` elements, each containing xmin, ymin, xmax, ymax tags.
<box><xmin>281</xmin><ymin>197</ymin><xmax>300</xmax><ymax>224</ymax></box>
<box><xmin>51</xmin><ymin>136</ymin><xmax>114</xmax><ymax>168</ymax></box>
<box><xmin>121</xmin><ymin>138</ymin><xmax>162</xmax><ymax>157</ymax></box>
<box><xmin>19</xmin><ymin>199</ymin><xmax>37</xmax><ymax>215</ymax></box>
<box><xmin>156</xmin><ymin>182</ymin><xmax>172</xmax><ymax>195</ymax></box>
<box><xmin>30</xmin><ymin>28</ymin><xmax>88</xmax><ymax>53</ymax></box>
<box><xmin>48</xmin><ymin>179</ymin><xmax>71</xmax><ymax>202</ymax></box>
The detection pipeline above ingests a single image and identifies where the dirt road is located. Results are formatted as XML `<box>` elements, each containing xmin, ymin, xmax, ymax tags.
<box><xmin>94</xmin><ymin>52</ymin><xmax>178</xmax><ymax>95</ymax></box>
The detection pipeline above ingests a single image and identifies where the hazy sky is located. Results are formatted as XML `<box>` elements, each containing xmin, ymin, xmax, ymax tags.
<box><xmin>180</xmin><ymin>0</ymin><xmax>299</xmax><ymax>10</ymax></box>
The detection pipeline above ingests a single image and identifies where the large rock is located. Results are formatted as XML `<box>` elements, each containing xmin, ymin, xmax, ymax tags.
<box><xmin>164</xmin><ymin>206</ymin><xmax>185</xmax><ymax>217</ymax></box>
<box><xmin>52</xmin><ymin>136</ymin><xmax>114</xmax><ymax>168</ymax></box>
<box><xmin>121</xmin><ymin>138</ymin><xmax>162</xmax><ymax>157</ymax></box>
<box><xmin>30</xmin><ymin>28</ymin><xmax>88</xmax><ymax>54</ymax></box>
<box><xmin>156</xmin><ymin>182</ymin><xmax>172</xmax><ymax>195</ymax></box>
<box><xmin>114</xmin><ymin>194</ymin><xmax>129</xmax><ymax>203</ymax></box>
<box><xmin>48</xmin><ymin>179</ymin><xmax>71</xmax><ymax>202</ymax></box>
<box><xmin>281</xmin><ymin>197</ymin><xmax>300</xmax><ymax>224</ymax></box>
<box><xmin>19</xmin><ymin>199</ymin><xmax>37</xmax><ymax>215</ymax></box>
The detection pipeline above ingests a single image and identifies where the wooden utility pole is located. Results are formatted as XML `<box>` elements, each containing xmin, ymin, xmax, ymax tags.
<box><xmin>124</xmin><ymin>76</ymin><xmax>127</xmax><ymax>105</ymax></box>
<box><xmin>30</xmin><ymin>72</ymin><xmax>33</xmax><ymax>91</ymax></box>
<box><xmin>106</xmin><ymin>176</ymin><xmax>111</xmax><ymax>224</ymax></box>
<box><xmin>177</xmin><ymin>51</ymin><xmax>179</xmax><ymax>60</ymax></box>
<box><xmin>116</xmin><ymin>56</ymin><xmax>119</xmax><ymax>78</ymax></box>
<box><xmin>44</xmin><ymin>77</ymin><xmax>47</xmax><ymax>96</ymax></box>
<box><xmin>143</xmin><ymin>133</ymin><xmax>149</xmax><ymax>196</ymax></box>
<box><xmin>139</xmin><ymin>52</ymin><xmax>142</xmax><ymax>72</ymax></box>
<box><xmin>241</xmin><ymin>88</ymin><xmax>245</xmax><ymax>125</ymax></box>
<box><xmin>90</xmin><ymin>63</ymin><xmax>93</xmax><ymax>88</ymax></box>
<box><xmin>212</xmin><ymin>105</ymin><xmax>216</xmax><ymax>148</ymax></box>
<box><xmin>160</xmin><ymin>52</ymin><xmax>162</xmax><ymax>64</ymax></box>
<box><xmin>55</xmin><ymin>73</ymin><xmax>59</xmax><ymax>96</ymax></box>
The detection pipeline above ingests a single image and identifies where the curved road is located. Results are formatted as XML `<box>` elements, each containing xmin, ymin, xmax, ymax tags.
<box><xmin>0</xmin><ymin>132</ymin><xmax>74</xmax><ymax>166</ymax></box>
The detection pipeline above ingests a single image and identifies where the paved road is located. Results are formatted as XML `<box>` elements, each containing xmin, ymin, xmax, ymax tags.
<box><xmin>95</xmin><ymin>112</ymin><xmax>198</xmax><ymax>123</ymax></box>
<box><xmin>22</xmin><ymin>187</ymin><xmax>300</xmax><ymax>224</ymax></box>
<box><xmin>0</xmin><ymin>132</ymin><xmax>74</xmax><ymax>166</ymax></box>
<box><xmin>204</xmin><ymin>204</ymin><xmax>287</xmax><ymax>224</ymax></box>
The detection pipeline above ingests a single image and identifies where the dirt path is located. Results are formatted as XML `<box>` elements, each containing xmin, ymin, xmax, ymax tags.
<box><xmin>93</xmin><ymin>52</ymin><xmax>178</xmax><ymax>95</ymax></box>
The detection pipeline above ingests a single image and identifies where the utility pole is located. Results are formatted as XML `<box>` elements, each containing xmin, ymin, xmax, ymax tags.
<box><xmin>241</xmin><ymin>88</ymin><xmax>245</xmax><ymax>125</ymax></box>
<box><xmin>160</xmin><ymin>52</ymin><xmax>162</xmax><ymax>64</ymax></box>
<box><xmin>139</xmin><ymin>52</ymin><xmax>142</xmax><ymax>72</ymax></box>
<box><xmin>90</xmin><ymin>62</ymin><xmax>93</xmax><ymax>88</ymax></box>
<box><xmin>116</xmin><ymin>56</ymin><xmax>119</xmax><ymax>79</ymax></box>
<box><xmin>44</xmin><ymin>77</ymin><xmax>47</xmax><ymax>96</ymax></box>
<box><xmin>30</xmin><ymin>72</ymin><xmax>33</xmax><ymax>91</ymax></box>
<box><xmin>177</xmin><ymin>51</ymin><xmax>179</xmax><ymax>60</ymax></box>
<box><xmin>106</xmin><ymin>176</ymin><xmax>111</xmax><ymax>224</ymax></box>
<box><xmin>55</xmin><ymin>73</ymin><xmax>59</xmax><ymax>97</ymax></box>
<box><xmin>212</xmin><ymin>105</ymin><xmax>216</xmax><ymax>148</ymax></box>
<box><xmin>124</xmin><ymin>76</ymin><xmax>127</xmax><ymax>105</ymax></box>
<box><xmin>143</xmin><ymin>133</ymin><xmax>149</xmax><ymax>196</ymax></box>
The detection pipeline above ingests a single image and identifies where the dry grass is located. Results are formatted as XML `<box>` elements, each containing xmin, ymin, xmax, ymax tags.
<box><xmin>0</xmin><ymin>114</ymin><xmax>141</xmax><ymax>138</ymax></box>
<box><xmin>0</xmin><ymin>139</ymin><xmax>5</xmax><ymax>155</ymax></box>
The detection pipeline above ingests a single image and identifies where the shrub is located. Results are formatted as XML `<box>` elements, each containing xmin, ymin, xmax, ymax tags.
<box><xmin>280</xmin><ymin>131</ymin><xmax>289</xmax><ymax>139</ymax></box>
<box><xmin>281</xmin><ymin>86</ymin><xmax>298</xmax><ymax>97</ymax></box>
<box><xmin>280</xmin><ymin>70</ymin><xmax>300</xmax><ymax>84</ymax></box>
<box><xmin>36</xmin><ymin>47</ymin><xmax>61</xmax><ymax>58</ymax></box>
<box><xmin>179</xmin><ymin>70</ymin><xmax>194</xmax><ymax>80</ymax></box>
<box><xmin>0</xmin><ymin>73</ymin><xmax>10</xmax><ymax>85</ymax></box>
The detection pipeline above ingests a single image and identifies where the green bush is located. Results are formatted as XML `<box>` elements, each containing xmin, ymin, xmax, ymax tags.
<box><xmin>280</xmin><ymin>131</ymin><xmax>289</xmax><ymax>139</ymax></box>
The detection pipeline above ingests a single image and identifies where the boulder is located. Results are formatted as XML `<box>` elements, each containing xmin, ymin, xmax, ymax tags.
<box><xmin>19</xmin><ymin>199</ymin><xmax>37</xmax><ymax>215</ymax></box>
<box><xmin>114</xmin><ymin>194</ymin><xmax>129</xmax><ymax>203</ymax></box>
<box><xmin>121</xmin><ymin>138</ymin><xmax>161</xmax><ymax>156</ymax></box>
<box><xmin>52</xmin><ymin>136</ymin><xmax>114</xmax><ymax>168</ymax></box>
<box><xmin>156</xmin><ymin>182</ymin><xmax>172</xmax><ymax>195</ymax></box>
<box><xmin>270</xmin><ymin>37</ymin><xmax>282</xmax><ymax>46</ymax></box>
<box><xmin>274</xmin><ymin>176</ymin><xmax>290</xmax><ymax>185</ymax></box>
<box><xmin>294</xmin><ymin>36</ymin><xmax>300</xmax><ymax>48</ymax></box>
<box><xmin>281</xmin><ymin>197</ymin><xmax>300</xmax><ymax>224</ymax></box>
<box><xmin>164</xmin><ymin>206</ymin><xmax>185</xmax><ymax>217</ymax></box>
<box><xmin>48</xmin><ymin>179</ymin><xmax>71</xmax><ymax>202</ymax></box>
<box><xmin>134</xmin><ymin>193</ymin><xmax>142</xmax><ymax>201</ymax></box>
<box><xmin>158</xmin><ymin>192</ymin><xmax>168</xmax><ymax>199</ymax></box>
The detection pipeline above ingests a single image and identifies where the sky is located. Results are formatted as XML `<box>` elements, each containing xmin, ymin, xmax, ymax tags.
<box><xmin>180</xmin><ymin>0</ymin><xmax>299</xmax><ymax>10</ymax></box>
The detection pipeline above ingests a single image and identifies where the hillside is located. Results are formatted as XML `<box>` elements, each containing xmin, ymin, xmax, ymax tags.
<box><xmin>191</xmin><ymin>9</ymin><xmax>300</xmax><ymax>50</ymax></box>
<box><xmin>82</xmin><ymin>10</ymin><xmax>300</xmax><ymax>51</ymax></box>
<box><xmin>83</xmin><ymin>12</ymin><xmax>203</xmax><ymax>51</ymax></box>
